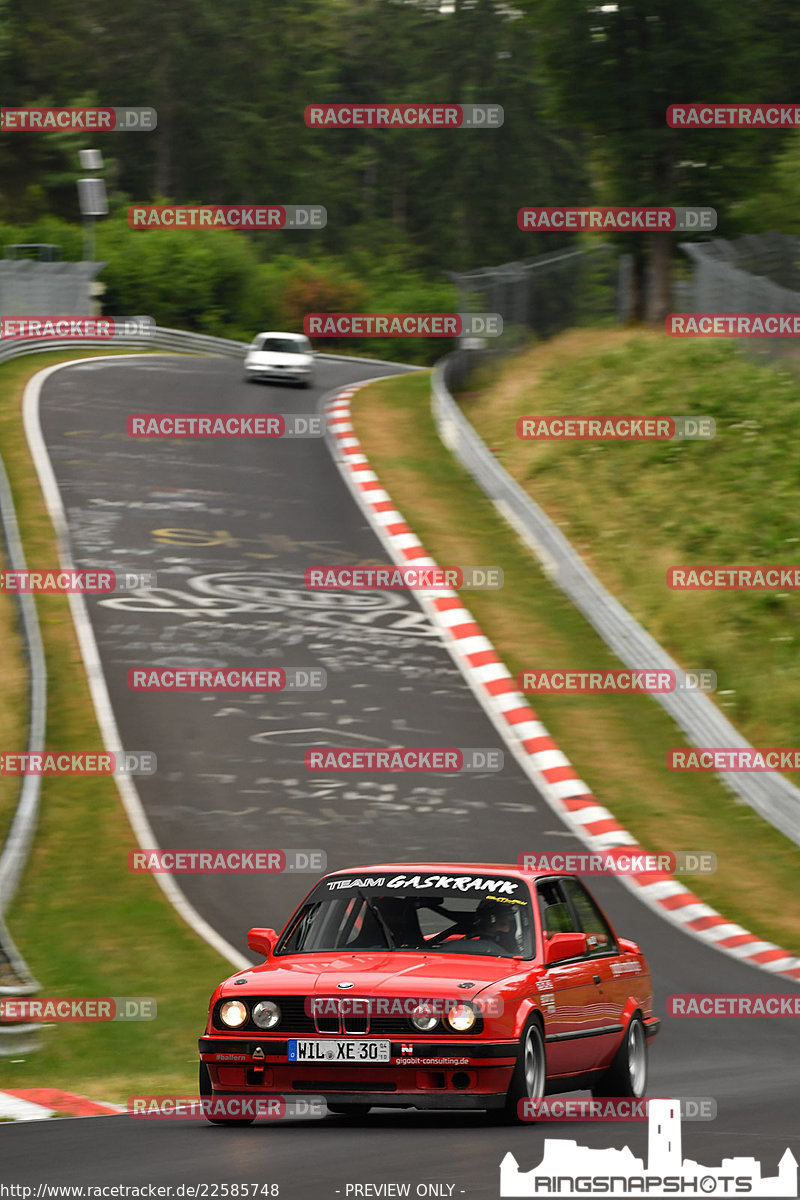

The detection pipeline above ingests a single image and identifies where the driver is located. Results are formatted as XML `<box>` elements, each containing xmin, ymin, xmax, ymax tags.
<box><xmin>468</xmin><ymin>900</ymin><xmax>520</xmax><ymax>954</ymax></box>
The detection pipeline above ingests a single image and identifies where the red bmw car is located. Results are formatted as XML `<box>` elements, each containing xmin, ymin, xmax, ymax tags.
<box><xmin>198</xmin><ymin>863</ymin><xmax>660</xmax><ymax>1123</ymax></box>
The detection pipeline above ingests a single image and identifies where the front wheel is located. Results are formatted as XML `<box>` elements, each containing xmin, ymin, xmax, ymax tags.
<box><xmin>591</xmin><ymin>1014</ymin><xmax>647</xmax><ymax>1098</ymax></box>
<box><xmin>501</xmin><ymin>1016</ymin><xmax>546</xmax><ymax>1124</ymax></box>
<box><xmin>199</xmin><ymin>1061</ymin><xmax>254</xmax><ymax>1126</ymax></box>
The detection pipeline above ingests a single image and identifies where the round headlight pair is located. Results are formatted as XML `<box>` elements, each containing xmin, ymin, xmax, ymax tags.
<box><xmin>410</xmin><ymin>1002</ymin><xmax>476</xmax><ymax>1034</ymax></box>
<box><xmin>218</xmin><ymin>999</ymin><xmax>281</xmax><ymax>1029</ymax></box>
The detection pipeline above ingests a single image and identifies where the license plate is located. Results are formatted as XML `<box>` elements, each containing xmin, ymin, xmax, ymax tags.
<box><xmin>288</xmin><ymin>1039</ymin><xmax>391</xmax><ymax>1063</ymax></box>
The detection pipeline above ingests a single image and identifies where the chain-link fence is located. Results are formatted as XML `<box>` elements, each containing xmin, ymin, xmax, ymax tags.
<box><xmin>679</xmin><ymin>232</ymin><xmax>800</xmax><ymax>365</ymax></box>
<box><xmin>447</xmin><ymin>244</ymin><xmax>630</xmax><ymax>355</ymax></box>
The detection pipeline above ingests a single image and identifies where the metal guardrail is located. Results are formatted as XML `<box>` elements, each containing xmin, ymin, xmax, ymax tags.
<box><xmin>431</xmin><ymin>351</ymin><xmax>800</xmax><ymax>850</ymax></box>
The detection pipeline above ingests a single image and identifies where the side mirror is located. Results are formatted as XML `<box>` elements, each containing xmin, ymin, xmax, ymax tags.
<box><xmin>544</xmin><ymin>931</ymin><xmax>588</xmax><ymax>965</ymax></box>
<box><xmin>248</xmin><ymin>927</ymin><xmax>279</xmax><ymax>958</ymax></box>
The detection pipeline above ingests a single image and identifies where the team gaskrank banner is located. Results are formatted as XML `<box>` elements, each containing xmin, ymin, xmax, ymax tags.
<box><xmin>318</xmin><ymin>873</ymin><xmax>527</xmax><ymax>898</ymax></box>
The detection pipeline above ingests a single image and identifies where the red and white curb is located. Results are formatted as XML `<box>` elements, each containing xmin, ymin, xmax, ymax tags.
<box><xmin>325</xmin><ymin>383</ymin><xmax>800</xmax><ymax>985</ymax></box>
<box><xmin>0</xmin><ymin>1089</ymin><xmax>120</xmax><ymax>1120</ymax></box>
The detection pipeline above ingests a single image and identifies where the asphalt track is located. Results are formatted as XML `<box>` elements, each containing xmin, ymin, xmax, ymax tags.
<box><xmin>1</xmin><ymin>354</ymin><xmax>798</xmax><ymax>1195</ymax></box>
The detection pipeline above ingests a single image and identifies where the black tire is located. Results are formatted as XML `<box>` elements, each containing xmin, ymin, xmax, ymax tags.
<box><xmin>326</xmin><ymin>1103</ymin><xmax>372</xmax><ymax>1117</ymax></box>
<box><xmin>501</xmin><ymin>1015</ymin><xmax>546</xmax><ymax>1124</ymax></box>
<box><xmin>591</xmin><ymin>1014</ymin><xmax>647</xmax><ymax>1099</ymax></box>
<box><xmin>199</xmin><ymin>1061</ymin><xmax>255</xmax><ymax>1126</ymax></box>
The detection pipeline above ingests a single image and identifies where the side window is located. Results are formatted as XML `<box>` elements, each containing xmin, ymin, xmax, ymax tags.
<box><xmin>536</xmin><ymin>879</ymin><xmax>578</xmax><ymax>939</ymax></box>
<box><xmin>561</xmin><ymin>878</ymin><xmax>617</xmax><ymax>957</ymax></box>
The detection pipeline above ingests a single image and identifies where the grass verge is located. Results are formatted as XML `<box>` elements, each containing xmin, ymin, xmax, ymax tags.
<box><xmin>0</xmin><ymin>351</ymin><xmax>231</xmax><ymax>1102</ymax></box>
<box><xmin>350</xmin><ymin>365</ymin><xmax>800</xmax><ymax>956</ymax></box>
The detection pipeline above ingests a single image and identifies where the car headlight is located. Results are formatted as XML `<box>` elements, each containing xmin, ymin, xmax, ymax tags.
<box><xmin>252</xmin><ymin>1000</ymin><xmax>281</xmax><ymax>1030</ymax></box>
<box><xmin>445</xmin><ymin>1003</ymin><xmax>476</xmax><ymax>1033</ymax></box>
<box><xmin>410</xmin><ymin>1004</ymin><xmax>439</xmax><ymax>1033</ymax></box>
<box><xmin>219</xmin><ymin>999</ymin><xmax>249</xmax><ymax>1028</ymax></box>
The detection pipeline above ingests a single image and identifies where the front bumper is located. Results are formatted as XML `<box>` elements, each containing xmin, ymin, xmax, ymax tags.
<box><xmin>199</xmin><ymin>1035</ymin><xmax>517</xmax><ymax>1109</ymax></box>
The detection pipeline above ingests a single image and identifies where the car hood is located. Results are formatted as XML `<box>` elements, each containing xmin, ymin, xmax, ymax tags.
<box><xmin>245</xmin><ymin>350</ymin><xmax>312</xmax><ymax>367</ymax></box>
<box><xmin>220</xmin><ymin>953</ymin><xmax>524</xmax><ymax>1000</ymax></box>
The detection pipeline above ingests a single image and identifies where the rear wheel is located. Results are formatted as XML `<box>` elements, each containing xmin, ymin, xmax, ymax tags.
<box><xmin>199</xmin><ymin>1061</ymin><xmax>254</xmax><ymax>1126</ymax></box>
<box><xmin>326</xmin><ymin>1103</ymin><xmax>371</xmax><ymax>1117</ymax></box>
<box><xmin>500</xmin><ymin>1016</ymin><xmax>546</xmax><ymax>1124</ymax></box>
<box><xmin>591</xmin><ymin>1014</ymin><xmax>647</xmax><ymax>1098</ymax></box>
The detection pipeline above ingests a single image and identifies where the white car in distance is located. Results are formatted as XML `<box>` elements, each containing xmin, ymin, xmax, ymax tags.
<box><xmin>243</xmin><ymin>332</ymin><xmax>315</xmax><ymax>388</ymax></box>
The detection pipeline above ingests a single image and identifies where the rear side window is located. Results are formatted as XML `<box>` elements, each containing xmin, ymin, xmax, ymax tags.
<box><xmin>536</xmin><ymin>879</ymin><xmax>578</xmax><ymax>938</ymax></box>
<box><xmin>561</xmin><ymin>877</ymin><xmax>617</xmax><ymax>957</ymax></box>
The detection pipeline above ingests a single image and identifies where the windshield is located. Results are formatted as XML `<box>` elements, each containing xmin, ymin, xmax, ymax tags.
<box><xmin>276</xmin><ymin>872</ymin><xmax>535</xmax><ymax>958</ymax></box>
<box><xmin>256</xmin><ymin>337</ymin><xmax>309</xmax><ymax>353</ymax></box>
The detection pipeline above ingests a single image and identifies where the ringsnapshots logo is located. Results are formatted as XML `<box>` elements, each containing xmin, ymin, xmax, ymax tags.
<box><xmin>667</xmin><ymin>103</ymin><xmax>800</xmax><ymax>128</ymax></box>
<box><xmin>0</xmin><ymin>107</ymin><xmax>156</xmax><ymax>131</ymax></box>
<box><xmin>127</xmin><ymin>414</ymin><xmax>323</xmax><ymax>438</ymax></box>
<box><xmin>305</xmin><ymin>565</ymin><xmax>502</xmax><ymax>590</ymax></box>
<box><xmin>305</xmin><ymin>748</ymin><xmax>503</xmax><ymax>772</ymax></box>
<box><xmin>517</xmin><ymin>851</ymin><xmax>716</xmax><ymax>876</ymax></box>
<box><xmin>128</xmin><ymin>849</ymin><xmax>326</xmax><ymax>873</ymax></box>
<box><xmin>127</xmin><ymin>1096</ymin><xmax>326</xmax><ymax>1120</ymax></box>
<box><xmin>517</xmin><ymin>416</ymin><xmax>715</xmax><ymax>441</ymax></box>
<box><xmin>668</xmin><ymin>313</ymin><xmax>800</xmax><ymax>337</ymax></box>
<box><xmin>0</xmin><ymin>317</ymin><xmax>154</xmax><ymax>340</ymax></box>
<box><xmin>303</xmin><ymin>313</ymin><xmax>502</xmax><ymax>337</ymax></box>
<box><xmin>518</xmin><ymin>207</ymin><xmax>716</xmax><ymax>232</ymax></box>
<box><xmin>128</xmin><ymin>205</ymin><xmax>325</xmax><ymax>229</ymax></box>
<box><xmin>0</xmin><ymin>569</ymin><xmax>156</xmax><ymax>593</ymax></box>
<box><xmin>304</xmin><ymin>104</ymin><xmax>503</xmax><ymax>129</ymax></box>
<box><xmin>518</xmin><ymin>669</ymin><xmax>716</xmax><ymax>694</ymax></box>
<box><xmin>0</xmin><ymin>997</ymin><xmax>156</xmax><ymax>1021</ymax></box>
<box><xmin>127</xmin><ymin>666</ymin><xmax>326</xmax><ymax>691</ymax></box>
<box><xmin>0</xmin><ymin>751</ymin><xmax>156</xmax><ymax>776</ymax></box>
<box><xmin>500</xmin><ymin>1098</ymin><xmax>797</xmax><ymax>1198</ymax></box>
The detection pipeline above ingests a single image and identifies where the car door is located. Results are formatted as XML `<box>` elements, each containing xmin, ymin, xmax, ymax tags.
<box><xmin>559</xmin><ymin>875</ymin><xmax>627</xmax><ymax>1070</ymax></box>
<box><xmin>535</xmin><ymin>877</ymin><xmax>610</xmax><ymax>1077</ymax></box>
